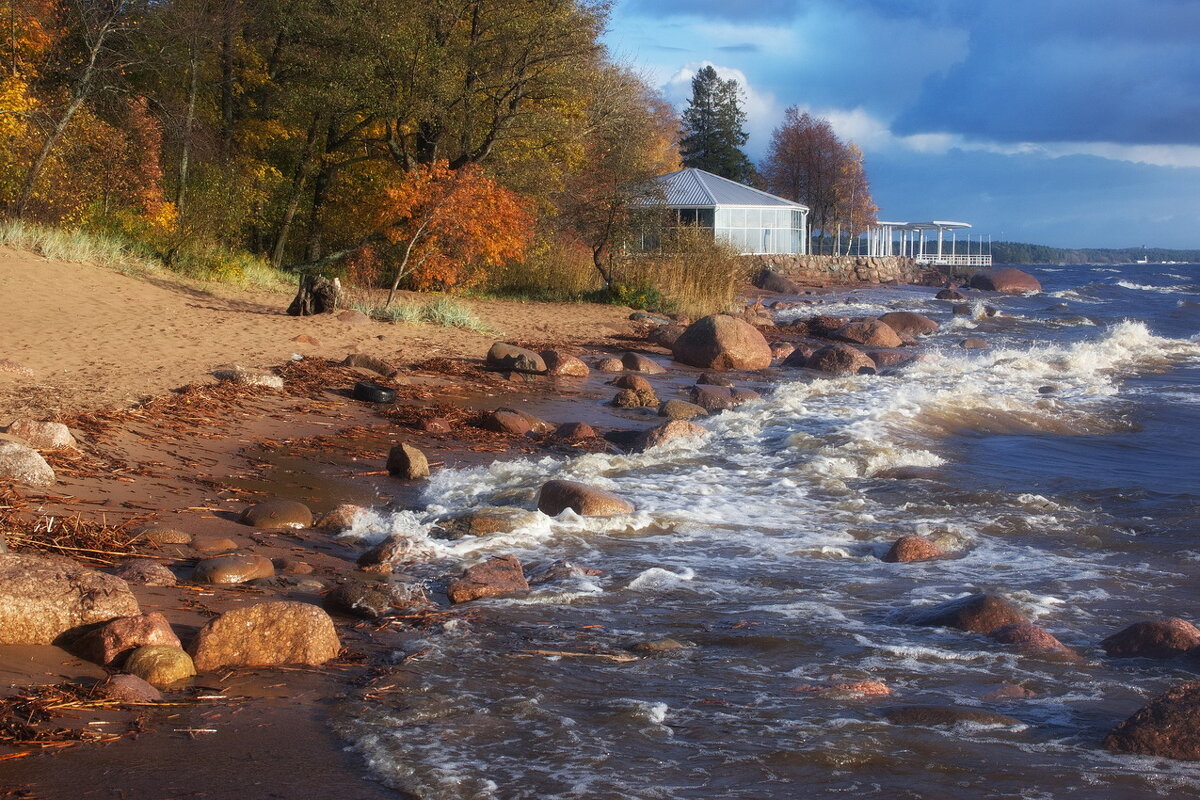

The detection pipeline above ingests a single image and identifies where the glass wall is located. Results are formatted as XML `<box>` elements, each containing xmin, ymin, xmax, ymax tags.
<box><xmin>713</xmin><ymin>206</ymin><xmax>805</xmax><ymax>254</ymax></box>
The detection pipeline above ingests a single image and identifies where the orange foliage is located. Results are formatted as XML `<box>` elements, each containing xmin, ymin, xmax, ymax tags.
<box><xmin>373</xmin><ymin>160</ymin><xmax>533</xmax><ymax>291</ymax></box>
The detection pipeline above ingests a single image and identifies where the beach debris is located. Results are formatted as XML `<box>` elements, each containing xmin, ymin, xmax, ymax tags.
<box><xmin>0</xmin><ymin>553</ymin><xmax>139</xmax><ymax>645</ymax></box>
<box><xmin>621</xmin><ymin>352</ymin><xmax>666</xmax><ymax>373</ymax></box>
<box><xmin>989</xmin><ymin>622</ymin><xmax>1078</xmax><ymax>658</ymax></box>
<box><xmin>671</xmin><ymin>314</ymin><xmax>772</xmax><ymax>371</ymax></box>
<box><xmin>386</xmin><ymin>442</ymin><xmax>430</xmax><ymax>479</ymax></box>
<box><xmin>802</xmin><ymin>343</ymin><xmax>876</xmax><ymax>375</ymax></box>
<box><xmin>211</xmin><ymin>366</ymin><xmax>284</xmax><ymax>389</ymax></box>
<box><xmin>3</xmin><ymin>419</ymin><xmax>77</xmax><ymax>450</ymax></box>
<box><xmin>125</xmin><ymin>645</ymin><xmax>196</xmax><ymax>687</ymax></box>
<box><xmin>112</xmin><ymin>559</ymin><xmax>177</xmax><ymax>587</ymax></box>
<box><xmin>1101</xmin><ymin>618</ymin><xmax>1200</xmax><ymax>659</ymax></box>
<box><xmin>537</xmin><ymin>479</ymin><xmax>635</xmax><ymax>517</ymax></box>
<box><xmin>833</xmin><ymin>319</ymin><xmax>903</xmax><ymax>348</ymax></box>
<box><xmin>418</xmin><ymin>416</ymin><xmax>453</xmax><ymax>433</ymax></box>
<box><xmin>315</xmin><ymin>503</ymin><xmax>366</xmax><ymax>532</ymax></box>
<box><xmin>879</xmin><ymin>311</ymin><xmax>939</xmax><ymax>337</ymax></box>
<box><xmin>658</xmin><ymin>399</ymin><xmax>708</xmax><ymax>421</ymax></box>
<box><xmin>447</xmin><ymin>555</ymin><xmax>530</xmax><ymax>604</ymax></box>
<box><xmin>239</xmin><ymin>499</ymin><xmax>313</xmax><ymax>529</ymax></box>
<box><xmin>541</xmin><ymin>349</ymin><xmax>590</xmax><ymax>377</ymax></box>
<box><xmin>486</xmin><ymin>342</ymin><xmax>546</xmax><ymax>373</ymax></box>
<box><xmin>881</xmin><ymin>536</ymin><xmax>943</xmax><ymax>563</ymax></box>
<box><xmin>1</xmin><ymin>511</ymin><xmax>145</xmax><ymax>566</ymax></box>
<box><xmin>969</xmin><ymin>267</ymin><xmax>1042</xmax><ymax>294</ymax></box>
<box><xmin>0</xmin><ymin>439</ymin><xmax>56</xmax><ymax>486</ymax></box>
<box><xmin>1106</xmin><ymin>681</ymin><xmax>1200</xmax><ymax>761</ymax></box>
<box><xmin>287</xmin><ymin>273</ymin><xmax>343</xmax><ymax>315</ymax></box>
<box><xmin>342</xmin><ymin>353</ymin><xmax>397</xmax><ymax>377</ymax></box>
<box><xmin>188</xmin><ymin>601</ymin><xmax>341</xmax><ymax>671</ymax></box>
<box><xmin>71</xmin><ymin>612</ymin><xmax>182</xmax><ymax>667</ymax></box>
<box><xmin>634</xmin><ymin>420</ymin><xmax>708</xmax><ymax>453</ymax></box>
<box><xmin>903</xmin><ymin>593</ymin><xmax>1026</xmax><ymax>635</ymax></box>
<box><xmin>353</xmin><ymin>380</ymin><xmax>397</xmax><ymax>404</ymax></box>
<box><xmin>192</xmin><ymin>554</ymin><xmax>275</xmax><ymax>585</ymax></box>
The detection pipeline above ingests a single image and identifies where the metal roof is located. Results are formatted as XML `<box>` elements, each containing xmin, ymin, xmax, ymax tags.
<box><xmin>644</xmin><ymin>168</ymin><xmax>809</xmax><ymax>210</ymax></box>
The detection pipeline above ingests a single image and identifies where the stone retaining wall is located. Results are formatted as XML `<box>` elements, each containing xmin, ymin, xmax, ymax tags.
<box><xmin>743</xmin><ymin>254</ymin><xmax>941</xmax><ymax>286</ymax></box>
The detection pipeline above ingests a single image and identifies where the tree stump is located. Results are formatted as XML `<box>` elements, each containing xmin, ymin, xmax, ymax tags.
<box><xmin>287</xmin><ymin>274</ymin><xmax>342</xmax><ymax>316</ymax></box>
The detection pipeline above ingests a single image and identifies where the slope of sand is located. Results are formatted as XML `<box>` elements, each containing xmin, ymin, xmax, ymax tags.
<box><xmin>0</xmin><ymin>246</ymin><xmax>634</xmax><ymax>419</ymax></box>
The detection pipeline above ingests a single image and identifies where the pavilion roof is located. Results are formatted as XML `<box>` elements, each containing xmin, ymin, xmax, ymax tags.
<box><xmin>644</xmin><ymin>168</ymin><xmax>809</xmax><ymax>210</ymax></box>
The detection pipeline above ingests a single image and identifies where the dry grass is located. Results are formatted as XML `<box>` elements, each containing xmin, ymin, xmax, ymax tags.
<box><xmin>611</xmin><ymin>229</ymin><xmax>748</xmax><ymax>318</ymax></box>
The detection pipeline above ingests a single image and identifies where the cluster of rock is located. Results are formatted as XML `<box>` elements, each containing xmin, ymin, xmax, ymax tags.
<box><xmin>0</xmin><ymin>419</ymin><xmax>78</xmax><ymax>487</ymax></box>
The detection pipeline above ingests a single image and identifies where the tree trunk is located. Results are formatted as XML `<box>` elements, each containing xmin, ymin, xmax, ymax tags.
<box><xmin>175</xmin><ymin>39</ymin><xmax>199</xmax><ymax>214</ymax></box>
<box><xmin>287</xmin><ymin>273</ymin><xmax>342</xmax><ymax>316</ymax></box>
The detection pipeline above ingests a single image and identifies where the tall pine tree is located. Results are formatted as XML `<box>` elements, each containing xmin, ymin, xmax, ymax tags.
<box><xmin>679</xmin><ymin>66</ymin><xmax>753</xmax><ymax>183</ymax></box>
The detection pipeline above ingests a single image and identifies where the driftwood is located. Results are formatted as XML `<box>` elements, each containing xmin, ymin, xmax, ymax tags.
<box><xmin>287</xmin><ymin>274</ymin><xmax>343</xmax><ymax>316</ymax></box>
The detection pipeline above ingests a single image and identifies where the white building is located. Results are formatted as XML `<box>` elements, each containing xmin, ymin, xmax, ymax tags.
<box><xmin>639</xmin><ymin>168</ymin><xmax>810</xmax><ymax>255</ymax></box>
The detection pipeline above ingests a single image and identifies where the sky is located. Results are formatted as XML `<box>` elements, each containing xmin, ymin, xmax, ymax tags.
<box><xmin>602</xmin><ymin>0</ymin><xmax>1200</xmax><ymax>249</ymax></box>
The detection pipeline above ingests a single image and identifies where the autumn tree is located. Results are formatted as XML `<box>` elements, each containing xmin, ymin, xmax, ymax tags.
<box><xmin>760</xmin><ymin>107</ymin><xmax>876</xmax><ymax>254</ymax></box>
<box><xmin>679</xmin><ymin>65</ymin><xmax>753</xmax><ymax>183</ymax></box>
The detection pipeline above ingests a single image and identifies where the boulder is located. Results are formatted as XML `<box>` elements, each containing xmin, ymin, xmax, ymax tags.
<box><xmin>612</xmin><ymin>388</ymin><xmax>658</xmax><ymax>409</ymax></box>
<box><xmin>989</xmin><ymin>622</ymin><xmax>1075</xmax><ymax>657</ymax></box>
<box><xmin>804</xmin><ymin>344</ymin><xmax>876</xmax><ymax>376</ymax></box>
<box><xmin>541</xmin><ymin>350</ymin><xmax>589</xmax><ymax>378</ymax></box>
<box><xmin>4</xmin><ymin>419</ymin><xmax>76</xmax><ymax>450</ymax></box>
<box><xmin>112</xmin><ymin>559</ymin><xmax>177</xmax><ymax>587</ymax></box>
<box><xmin>671</xmin><ymin>315</ymin><xmax>772</xmax><ymax>371</ymax></box>
<box><xmin>273</xmin><ymin>557</ymin><xmax>314</xmax><ymax>575</ymax></box>
<box><xmin>970</xmin><ymin>268</ymin><xmax>1041</xmax><ymax>294</ymax></box>
<box><xmin>137</xmin><ymin>525</ymin><xmax>192</xmax><ymax>545</ymax></box>
<box><xmin>648</xmin><ymin>324</ymin><xmax>686</xmax><ymax>349</ymax></box>
<box><xmin>594</xmin><ymin>357</ymin><xmax>625</xmax><ymax>372</ymax></box>
<box><xmin>696</xmin><ymin>372</ymin><xmax>735</xmax><ymax>387</ymax></box>
<box><xmin>240</xmin><ymin>499</ymin><xmax>313</xmax><ymax>529</ymax></box>
<box><xmin>192</xmin><ymin>554</ymin><xmax>275</xmax><ymax>585</ymax></box>
<box><xmin>447</xmin><ymin>555</ymin><xmax>529</xmax><ymax>604</ymax></box>
<box><xmin>754</xmin><ymin>269</ymin><xmax>801</xmax><ymax>294</ymax></box>
<box><xmin>325</xmin><ymin>581</ymin><xmax>427</xmax><ymax>619</ymax></box>
<box><xmin>960</xmin><ymin>337</ymin><xmax>989</xmax><ymax>349</ymax></box>
<box><xmin>189</xmin><ymin>601</ymin><xmax>341</xmax><ymax>671</ymax></box>
<box><xmin>554</xmin><ymin>422</ymin><xmax>597</xmax><ymax>442</ymax></box>
<box><xmin>486</xmin><ymin>342</ymin><xmax>546</xmax><ymax>373</ymax></box>
<box><xmin>881</xmin><ymin>536</ymin><xmax>943</xmax><ymax>563</ymax></box>
<box><xmin>780</xmin><ymin>346</ymin><xmax>815</xmax><ymax>368</ymax></box>
<box><xmin>336</xmin><ymin>309</ymin><xmax>371</xmax><ymax>325</ymax></box>
<box><xmin>634</xmin><ymin>420</ymin><xmax>708</xmax><ymax>452</ymax></box>
<box><xmin>834</xmin><ymin>319</ymin><xmax>903</xmax><ymax>348</ymax></box>
<box><xmin>878</xmin><ymin>312</ymin><xmax>938</xmax><ymax>338</ymax></box>
<box><xmin>936</xmin><ymin>288</ymin><xmax>967</xmax><ymax>301</ymax></box>
<box><xmin>211</xmin><ymin>366</ymin><xmax>284</xmax><ymax>389</ymax></box>
<box><xmin>883</xmin><ymin>705</ymin><xmax>1023</xmax><ymax>727</ymax></box>
<box><xmin>794</xmin><ymin>680</ymin><xmax>892</xmax><ymax>699</ymax></box>
<box><xmin>621</xmin><ymin>352</ymin><xmax>666</xmax><ymax>374</ymax></box>
<box><xmin>0</xmin><ymin>439</ymin><xmax>55</xmax><ymax>486</ymax></box>
<box><xmin>190</xmin><ymin>535</ymin><xmax>239</xmax><ymax>555</ymax></box>
<box><xmin>100</xmin><ymin>674</ymin><xmax>162</xmax><ymax>703</ymax></box>
<box><xmin>341</xmin><ymin>353</ymin><xmax>397</xmax><ymax>377</ymax></box>
<box><xmin>1101</xmin><ymin>618</ymin><xmax>1200</xmax><ymax>659</ymax></box>
<box><xmin>688</xmin><ymin>384</ymin><xmax>760</xmax><ymax>412</ymax></box>
<box><xmin>528</xmin><ymin>560</ymin><xmax>604</xmax><ymax>584</ymax></box>
<box><xmin>903</xmin><ymin>593</ymin><xmax>1026</xmax><ymax>634</ymax></box>
<box><xmin>72</xmin><ymin>612</ymin><xmax>181</xmax><ymax>666</ymax></box>
<box><xmin>433</xmin><ymin>507</ymin><xmax>541</xmax><ymax>540</ymax></box>
<box><xmin>537</xmin><ymin>479</ymin><xmax>635</xmax><ymax>517</ymax></box>
<box><xmin>869</xmin><ymin>351</ymin><xmax>915</xmax><ymax>370</ymax></box>
<box><xmin>770</xmin><ymin>342</ymin><xmax>796</xmax><ymax>360</ymax></box>
<box><xmin>1105</xmin><ymin>682</ymin><xmax>1200</xmax><ymax>760</ymax></box>
<box><xmin>124</xmin><ymin>646</ymin><xmax>196</xmax><ymax>687</ymax></box>
<box><xmin>316</xmin><ymin>504</ymin><xmax>365</xmax><ymax>532</ymax></box>
<box><xmin>659</xmin><ymin>400</ymin><xmax>709</xmax><ymax>420</ymax></box>
<box><xmin>611</xmin><ymin>374</ymin><xmax>655</xmax><ymax>393</ymax></box>
<box><xmin>0</xmin><ymin>553</ymin><xmax>139</xmax><ymax>645</ymax></box>
<box><xmin>356</xmin><ymin>534</ymin><xmax>413</xmax><ymax>570</ymax></box>
<box><xmin>386</xmin><ymin>442</ymin><xmax>430</xmax><ymax>479</ymax></box>
<box><xmin>481</xmin><ymin>409</ymin><xmax>531</xmax><ymax>436</ymax></box>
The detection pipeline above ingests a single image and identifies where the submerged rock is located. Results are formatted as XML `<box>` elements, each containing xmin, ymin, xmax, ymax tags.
<box><xmin>902</xmin><ymin>593</ymin><xmax>1026</xmax><ymax>634</ymax></box>
<box><xmin>989</xmin><ymin>622</ymin><xmax>1076</xmax><ymax>658</ymax></box>
<box><xmin>634</xmin><ymin>420</ymin><xmax>708</xmax><ymax>452</ymax></box>
<box><xmin>447</xmin><ymin>555</ymin><xmax>529</xmax><ymax>604</ymax></box>
<box><xmin>537</xmin><ymin>479</ymin><xmax>634</xmax><ymax>517</ymax></box>
<box><xmin>883</xmin><ymin>705</ymin><xmax>1023</xmax><ymax>728</ymax></box>
<box><xmin>970</xmin><ymin>268</ymin><xmax>1042</xmax><ymax>294</ymax></box>
<box><xmin>804</xmin><ymin>344</ymin><xmax>876</xmax><ymax>376</ymax></box>
<box><xmin>1106</xmin><ymin>681</ymin><xmax>1200</xmax><ymax>760</ymax></box>
<box><xmin>1101</xmin><ymin>618</ymin><xmax>1200</xmax><ymax>659</ymax></box>
<box><xmin>881</xmin><ymin>536</ymin><xmax>943</xmax><ymax>563</ymax></box>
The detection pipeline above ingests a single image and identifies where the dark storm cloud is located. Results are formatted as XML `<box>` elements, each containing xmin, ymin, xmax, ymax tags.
<box><xmin>892</xmin><ymin>0</ymin><xmax>1200</xmax><ymax>146</ymax></box>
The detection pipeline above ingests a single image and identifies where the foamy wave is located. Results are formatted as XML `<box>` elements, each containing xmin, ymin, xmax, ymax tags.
<box><xmin>1115</xmin><ymin>279</ymin><xmax>1189</xmax><ymax>293</ymax></box>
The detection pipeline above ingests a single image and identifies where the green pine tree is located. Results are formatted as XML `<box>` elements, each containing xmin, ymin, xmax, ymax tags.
<box><xmin>679</xmin><ymin>66</ymin><xmax>754</xmax><ymax>183</ymax></box>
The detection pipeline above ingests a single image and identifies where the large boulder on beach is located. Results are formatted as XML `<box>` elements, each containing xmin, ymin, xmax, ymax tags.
<box><xmin>834</xmin><ymin>319</ymin><xmax>903</xmax><ymax>348</ymax></box>
<box><xmin>671</xmin><ymin>315</ymin><xmax>772</xmax><ymax>371</ymax></box>
<box><xmin>5</xmin><ymin>419</ymin><xmax>77</xmax><ymax>450</ymax></box>
<box><xmin>903</xmin><ymin>593</ymin><xmax>1026</xmax><ymax>634</ymax></box>
<box><xmin>486</xmin><ymin>342</ymin><xmax>546</xmax><ymax>373</ymax></box>
<box><xmin>804</xmin><ymin>344</ymin><xmax>876</xmax><ymax>376</ymax></box>
<box><xmin>189</xmin><ymin>601</ymin><xmax>341</xmax><ymax>671</ymax></box>
<box><xmin>447</xmin><ymin>555</ymin><xmax>530</xmax><ymax>604</ymax></box>
<box><xmin>878</xmin><ymin>312</ymin><xmax>939</xmax><ymax>338</ymax></box>
<box><xmin>71</xmin><ymin>612</ymin><xmax>181</xmax><ymax>666</ymax></box>
<box><xmin>1106</xmin><ymin>682</ymin><xmax>1200</xmax><ymax>760</ymax></box>
<box><xmin>537</xmin><ymin>479</ymin><xmax>634</xmax><ymax>517</ymax></box>
<box><xmin>1101</xmin><ymin>618</ymin><xmax>1200</xmax><ymax>659</ymax></box>
<box><xmin>0</xmin><ymin>439</ymin><xmax>55</xmax><ymax>486</ymax></box>
<box><xmin>0</xmin><ymin>553</ymin><xmax>140</xmax><ymax>645</ymax></box>
<box><xmin>240</xmin><ymin>499</ymin><xmax>313</xmax><ymax>529</ymax></box>
<box><xmin>754</xmin><ymin>269</ymin><xmax>801</xmax><ymax>294</ymax></box>
<box><xmin>969</xmin><ymin>268</ymin><xmax>1041</xmax><ymax>294</ymax></box>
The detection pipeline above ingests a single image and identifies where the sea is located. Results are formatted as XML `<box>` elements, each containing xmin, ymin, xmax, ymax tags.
<box><xmin>334</xmin><ymin>263</ymin><xmax>1200</xmax><ymax>799</ymax></box>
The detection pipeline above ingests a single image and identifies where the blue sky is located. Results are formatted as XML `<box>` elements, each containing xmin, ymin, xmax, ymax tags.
<box><xmin>603</xmin><ymin>0</ymin><xmax>1200</xmax><ymax>249</ymax></box>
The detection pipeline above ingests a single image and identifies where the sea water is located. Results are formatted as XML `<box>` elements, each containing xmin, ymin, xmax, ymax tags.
<box><xmin>337</xmin><ymin>264</ymin><xmax>1200</xmax><ymax>799</ymax></box>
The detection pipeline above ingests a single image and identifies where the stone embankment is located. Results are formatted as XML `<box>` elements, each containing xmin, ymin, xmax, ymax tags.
<box><xmin>744</xmin><ymin>254</ymin><xmax>941</xmax><ymax>287</ymax></box>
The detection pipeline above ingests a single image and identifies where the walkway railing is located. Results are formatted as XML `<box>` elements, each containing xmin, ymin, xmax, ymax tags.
<box><xmin>914</xmin><ymin>253</ymin><xmax>993</xmax><ymax>267</ymax></box>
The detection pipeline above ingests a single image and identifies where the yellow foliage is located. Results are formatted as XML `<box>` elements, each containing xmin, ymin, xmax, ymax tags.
<box><xmin>0</xmin><ymin>77</ymin><xmax>34</xmax><ymax>139</ymax></box>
